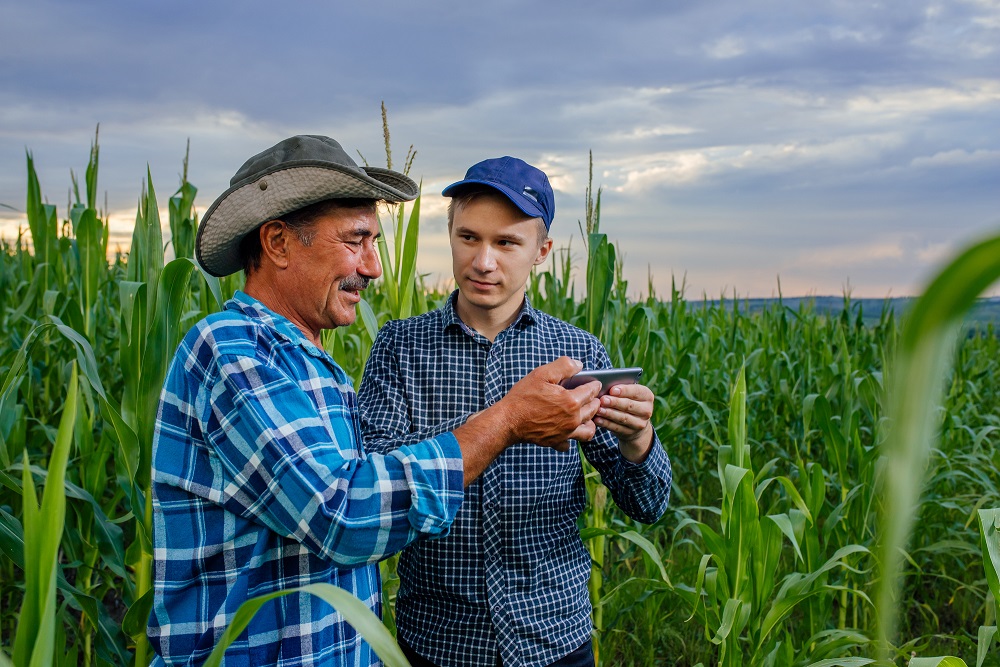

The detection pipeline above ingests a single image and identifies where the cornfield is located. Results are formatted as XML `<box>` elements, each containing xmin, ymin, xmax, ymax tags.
<box><xmin>2</xmin><ymin>125</ymin><xmax>1000</xmax><ymax>666</ymax></box>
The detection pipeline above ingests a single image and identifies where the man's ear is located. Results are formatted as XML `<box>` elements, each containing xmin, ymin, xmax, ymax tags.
<box><xmin>534</xmin><ymin>237</ymin><xmax>554</xmax><ymax>266</ymax></box>
<box><xmin>259</xmin><ymin>220</ymin><xmax>290</xmax><ymax>270</ymax></box>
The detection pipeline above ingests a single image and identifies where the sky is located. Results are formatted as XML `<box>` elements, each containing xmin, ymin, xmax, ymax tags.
<box><xmin>2</xmin><ymin>0</ymin><xmax>998</xmax><ymax>298</ymax></box>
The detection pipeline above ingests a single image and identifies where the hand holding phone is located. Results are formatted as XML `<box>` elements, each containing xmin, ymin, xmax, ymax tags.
<box><xmin>560</xmin><ymin>367</ymin><xmax>643</xmax><ymax>397</ymax></box>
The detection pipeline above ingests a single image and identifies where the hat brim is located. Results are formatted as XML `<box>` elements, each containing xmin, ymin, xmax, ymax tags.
<box><xmin>441</xmin><ymin>179</ymin><xmax>547</xmax><ymax>224</ymax></box>
<box><xmin>197</xmin><ymin>161</ymin><xmax>419</xmax><ymax>277</ymax></box>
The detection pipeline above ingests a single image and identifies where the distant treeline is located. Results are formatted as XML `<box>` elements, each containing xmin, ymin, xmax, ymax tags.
<box><xmin>699</xmin><ymin>295</ymin><xmax>1000</xmax><ymax>325</ymax></box>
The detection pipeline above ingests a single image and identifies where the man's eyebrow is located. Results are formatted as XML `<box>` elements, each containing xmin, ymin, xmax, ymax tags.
<box><xmin>346</xmin><ymin>227</ymin><xmax>375</xmax><ymax>239</ymax></box>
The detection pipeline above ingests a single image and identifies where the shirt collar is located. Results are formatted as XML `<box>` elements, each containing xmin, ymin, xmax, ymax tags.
<box><xmin>225</xmin><ymin>290</ymin><xmax>329</xmax><ymax>359</ymax></box>
<box><xmin>440</xmin><ymin>289</ymin><xmax>538</xmax><ymax>336</ymax></box>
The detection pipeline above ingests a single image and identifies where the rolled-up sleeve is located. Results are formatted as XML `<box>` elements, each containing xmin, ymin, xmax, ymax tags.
<box><xmin>204</xmin><ymin>348</ymin><xmax>465</xmax><ymax>566</ymax></box>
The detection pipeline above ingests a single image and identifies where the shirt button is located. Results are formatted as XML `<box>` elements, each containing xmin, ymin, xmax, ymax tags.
<box><xmin>492</xmin><ymin>603</ymin><xmax>502</xmax><ymax>612</ymax></box>
<box><xmin>486</xmin><ymin>500</ymin><xmax>497</xmax><ymax>510</ymax></box>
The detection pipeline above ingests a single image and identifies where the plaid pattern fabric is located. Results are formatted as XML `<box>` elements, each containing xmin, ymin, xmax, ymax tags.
<box><xmin>358</xmin><ymin>292</ymin><xmax>672</xmax><ymax>667</ymax></box>
<box><xmin>148</xmin><ymin>291</ymin><xmax>465</xmax><ymax>667</ymax></box>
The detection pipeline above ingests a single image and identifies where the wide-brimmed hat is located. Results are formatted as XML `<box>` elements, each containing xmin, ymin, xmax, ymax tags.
<box><xmin>441</xmin><ymin>156</ymin><xmax>555</xmax><ymax>229</ymax></box>
<box><xmin>196</xmin><ymin>134</ymin><xmax>419</xmax><ymax>277</ymax></box>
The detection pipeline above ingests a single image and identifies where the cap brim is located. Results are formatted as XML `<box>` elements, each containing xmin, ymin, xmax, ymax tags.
<box><xmin>441</xmin><ymin>178</ymin><xmax>546</xmax><ymax>222</ymax></box>
<box><xmin>196</xmin><ymin>162</ymin><xmax>418</xmax><ymax>277</ymax></box>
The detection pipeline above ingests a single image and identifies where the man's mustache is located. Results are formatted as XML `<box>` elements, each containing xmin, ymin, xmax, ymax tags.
<box><xmin>340</xmin><ymin>274</ymin><xmax>371</xmax><ymax>291</ymax></box>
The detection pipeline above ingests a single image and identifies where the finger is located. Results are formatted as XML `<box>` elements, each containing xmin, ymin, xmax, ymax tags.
<box><xmin>596</xmin><ymin>404</ymin><xmax>650</xmax><ymax>434</ymax></box>
<box><xmin>596</xmin><ymin>408</ymin><xmax>643</xmax><ymax>429</ymax></box>
<box><xmin>594</xmin><ymin>414</ymin><xmax>641</xmax><ymax>438</ymax></box>
<box><xmin>581</xmin><ymin>397</ymin><xmax>601</xmax><ymax>421</ymax></box>
<box><xmin>609</xmin><ymin>383</ymin><xmax>654</xmax><ymax>402</ymax></box>
<box><xmin>593</xmin><ymin>416</ymin><xmax>630</xmax><ymax>437</ymax></box>
<box><xmin>569</xmin><ymin>381</ymin><xmax>602</xmax><ymax>405</ymax></box>
<box><xmin>535</xmin><ymin>356</ymin><xmax>584</xmax><ymax>383</ymax></box>
<box><xmin>568</xmin><ymin>420</ymin><xmax>597</xmax><ymax>442</ymax></box>
<box><xmin>599</xmin><ymin>395</ymin><xmax>653</xmax><ymax>420</ymax></box>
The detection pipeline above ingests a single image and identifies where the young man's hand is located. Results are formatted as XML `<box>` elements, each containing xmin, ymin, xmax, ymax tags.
<box><xmin>594</xmin><ymin>383</ymin><xmax>655</xmax><ymax>463</ymax></box>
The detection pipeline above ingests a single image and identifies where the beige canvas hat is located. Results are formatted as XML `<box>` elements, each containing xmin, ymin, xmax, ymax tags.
<box><xmin>196</xmin><ymin>134</ymin><xmax>419</xmax><ymax>277</ymax></box>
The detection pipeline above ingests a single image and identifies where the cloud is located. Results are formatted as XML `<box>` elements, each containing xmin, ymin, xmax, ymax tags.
<box><xmin>791</xmin><ymin>238</ymin><xmax>907</xmax><ymax>269</ymax></box>
<box><xmin>3</xmin><ymin>0</ymin><xmax>999</xmax><ymax>298</ymax></box>
<box><xmin>910</xmin><ymin>148</ymin><xmax>1000</xmax><ymax>167</ymax></box>
<box><xmin>705</xmin><ymin>36</ymin><xmax>748</xmax><ymax>60</ymax></box>
<box><xmin>845</xmin><ymin>79</ymin><xmax>1000</xmax><ymax>118</ymax></box>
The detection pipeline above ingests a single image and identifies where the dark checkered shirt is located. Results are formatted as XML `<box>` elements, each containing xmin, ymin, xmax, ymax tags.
<box><xmin>358</xmin><ymin>292</ymin><xmax>671</xmax><ymax>667</ymax></box>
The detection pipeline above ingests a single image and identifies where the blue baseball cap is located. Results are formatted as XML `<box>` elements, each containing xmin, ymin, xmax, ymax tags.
<box><xmin>442</xmin><ymin>156</ymin><xmax>555</xmax><ymax>229</ymax></box>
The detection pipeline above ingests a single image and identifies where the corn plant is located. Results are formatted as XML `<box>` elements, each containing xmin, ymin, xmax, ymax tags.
<box><xmin>675</xmin><ymin>363</ymin><xmax>869</xmax><ymax>665</ymax></box>
<box><xmin>875</xmin><ymin>232</ymin><xmax>1000</xmax><ymax>665</ymax></box>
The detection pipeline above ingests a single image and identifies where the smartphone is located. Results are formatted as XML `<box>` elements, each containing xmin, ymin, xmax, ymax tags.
<box><xmin>561</xmin><ymin>367</ymin><xmax>643</xmax><ymax>397</ymax></box>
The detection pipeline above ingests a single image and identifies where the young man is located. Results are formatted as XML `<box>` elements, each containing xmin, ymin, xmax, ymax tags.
<box><xmin>358</xmin><ymin>157</ymin><xmax>672</xmax><ymax>667</ymax></box>
<box><xmin>149</xmin><ymin>138</ymin><xmax>603</xmax><ymax>667</ymax></box>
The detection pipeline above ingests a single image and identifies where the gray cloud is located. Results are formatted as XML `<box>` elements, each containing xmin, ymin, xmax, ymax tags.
<box><xmin>2</xmin><ymin>0</ymin><xmax>998</xmax><ymax>297</ymax></box>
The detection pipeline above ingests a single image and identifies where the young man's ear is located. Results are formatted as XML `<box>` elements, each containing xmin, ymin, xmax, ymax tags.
<box><xmin>534</xmin><ymin>237</ymin><xmax>554</xmax><ymax>266</ymax></box>
<box><xmin>259</xmin><ymin>220</ymin><xmax>291</xmax><ymax>270</ymax></box>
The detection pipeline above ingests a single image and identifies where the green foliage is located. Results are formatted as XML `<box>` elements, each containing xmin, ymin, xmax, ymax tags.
<box><xmin>2</xmin><ymin>130</ymin><xmax>1000</xmax><ymax>667</ymax></box>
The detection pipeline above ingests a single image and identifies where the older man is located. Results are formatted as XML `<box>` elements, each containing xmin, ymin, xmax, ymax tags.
<box><xmin>148</xmin><ymin>136</ymin><xmax>602</xmax><ymax>667</ymax></box>
<box><xmin>358</xmin><ymin>157</ymin><xmax>671</xmax><ymax>667</ymax></box>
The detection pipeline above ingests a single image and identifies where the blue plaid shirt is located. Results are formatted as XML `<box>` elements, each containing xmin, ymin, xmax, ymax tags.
<box><xmin>357</xmin><ymin>292</ymin><xmax>672</xmax><ymax>667</ymax></box>
<box><xmin>149</xmin><ymin>291</ymin><xmax>465</xmax><ymax>667</ymax></box>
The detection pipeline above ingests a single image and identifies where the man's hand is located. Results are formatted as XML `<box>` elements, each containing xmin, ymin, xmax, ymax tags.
<box><xmin>595</xmin><ymin>383</ymin><xmax>655</xmax><ymax>463</ymax></box>
<box><xmin>452</xmin><ymin>357</ymin><xmax>601</xmax><ymax>486</ymax></box>
<box><xmin>499</xmin><ymin>357</ymin><xmax>602</xmax><ymax>451</ymax></box>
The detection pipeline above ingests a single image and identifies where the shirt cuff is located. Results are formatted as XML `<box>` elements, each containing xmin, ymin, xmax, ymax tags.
<box><xmin>619</xmin><ymin>432</ymin><xmax>670</xmax><ymax>478</ymax></box>
<box><xmin>391</xmin><ymin>432</ymin><xmax>465</xmax><ymax>536</ymax></box>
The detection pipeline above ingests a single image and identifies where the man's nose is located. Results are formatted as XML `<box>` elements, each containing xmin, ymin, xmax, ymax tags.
<box><xmin>360</xmin><ymin>241</ymin><xmax>382</xmax><ymax>279</ymax></box>
<box><xmin>472</xmin><ymin>246</ymin><xmax>496</xmax><ymax>272</ymax></box>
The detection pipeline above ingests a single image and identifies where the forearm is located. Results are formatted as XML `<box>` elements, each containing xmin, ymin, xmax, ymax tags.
<box><xmin>451</xmin><ymin>404</ymin><xmax>516</xmax><ymax>486</ymax></box>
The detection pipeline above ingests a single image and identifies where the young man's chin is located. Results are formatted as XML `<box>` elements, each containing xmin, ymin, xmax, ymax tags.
<box><xmin>461</xmin><ymin>286</ymin><xmax>497</xmax><ymax>303</ymax></box>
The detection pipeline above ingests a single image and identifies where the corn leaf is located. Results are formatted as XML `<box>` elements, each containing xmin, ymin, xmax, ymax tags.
<box><xmin>877</xmin><ymin>232</ymin><xmax>1000</xmax><ymax>654</ymax></box>
<box><xmin>202</xmin><ymin>583</ymin><xmax>411</xmax><ymax>667</ymax></box>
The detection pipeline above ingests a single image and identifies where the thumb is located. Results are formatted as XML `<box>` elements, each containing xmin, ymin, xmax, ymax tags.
<box><xmin>535</xmin><ymin>356</ymin><xmax>584</xmax><ymax>384</ymax></box>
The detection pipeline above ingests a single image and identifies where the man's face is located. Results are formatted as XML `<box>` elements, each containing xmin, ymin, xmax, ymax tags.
<box><xmin>285</xmin><ymin>206</ymin><xmax>382</xmax><ymax>331</ymax></box>
<box><xmin>450</xmin><ymin>194</ymin><xmax>552</xmax><ymax>316</ymax></box>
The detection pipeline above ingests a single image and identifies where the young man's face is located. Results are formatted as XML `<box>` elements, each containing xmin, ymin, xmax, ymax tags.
<box><xmin>450</xmin><ymin>193</ymin><xmax>553</xmax><ymax>318</ymax></box>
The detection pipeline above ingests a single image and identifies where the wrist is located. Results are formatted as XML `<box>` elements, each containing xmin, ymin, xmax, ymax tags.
<box><xmin>618</xmin><ymin>424</ymin><xmax>654</xmax><ymax>463</ymax></box>
<box><xmin>481</xmin><ymin>400</ymin><xmax>519</xmax><ymax>447</ymax></box>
